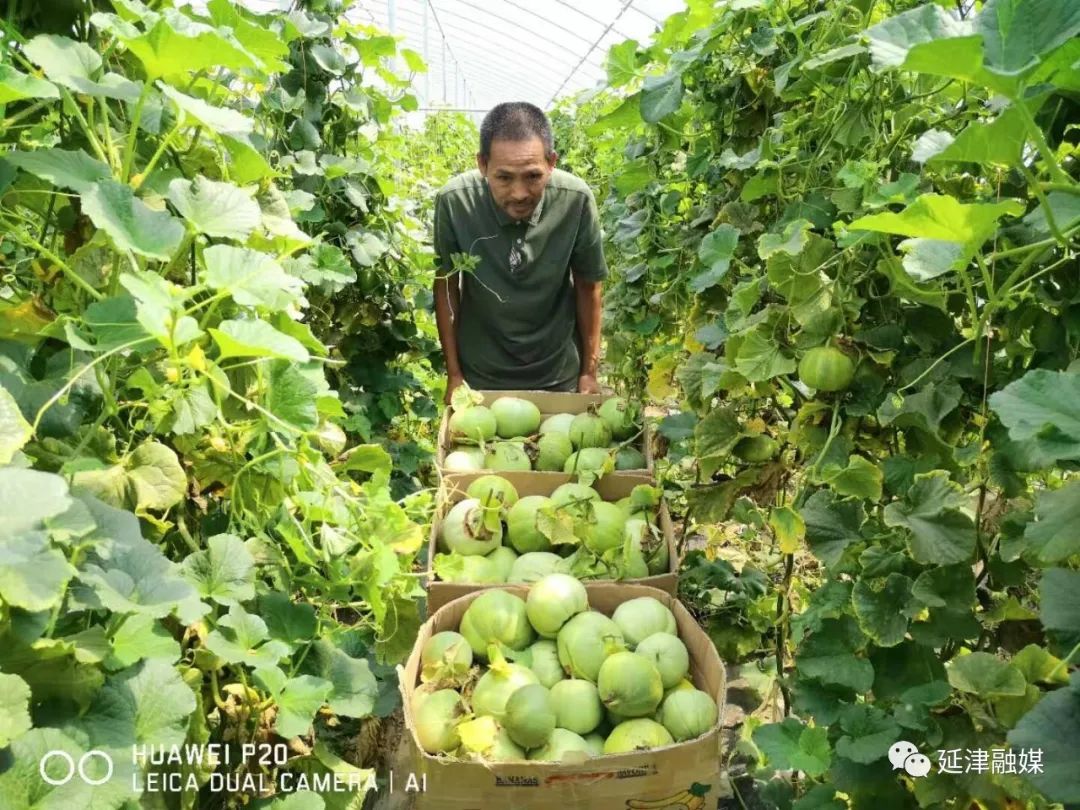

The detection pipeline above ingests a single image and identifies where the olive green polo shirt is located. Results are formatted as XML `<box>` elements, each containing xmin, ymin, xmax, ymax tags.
<box><xmin>433</xmin><ymin>168</ymin><xmax>608</xmax><ymax>391</ymax></box>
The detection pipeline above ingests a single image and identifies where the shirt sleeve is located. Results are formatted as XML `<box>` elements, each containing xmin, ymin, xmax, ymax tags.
<box><xmin>432</xmin><ymin>191</ymin><xmax>460</xmax><ymax>276</ymax></box>
<box><xmin>570</xmin><ymin>189</ymin><xmax>609</xmax><ymax>282</ymax></box>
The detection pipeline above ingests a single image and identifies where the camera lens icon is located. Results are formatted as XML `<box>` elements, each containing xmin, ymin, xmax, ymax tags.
<box><xmin>39</xmin><ymin>750</ymin><xmax>114</xmax><ymax>786</ymax></box>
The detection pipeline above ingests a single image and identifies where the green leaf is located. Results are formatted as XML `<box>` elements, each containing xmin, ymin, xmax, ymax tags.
<box><xmin>309</xmin><ymin>42</ymin><xmax>346</xmax><ymax>74</ymax></box>
<box><xmin>0</xmin><ymin>64</ymin><xmax>59</xmax><ymax>103</ymax></box>
<box><xmin>875</xmin><ymin>255</ymin><xmax>947</xmax><ymax>310</ymax></box>
<box><xmin>613</xmin><ymin>159</ymin><xmax>653</xmax><ymax>196</ymax></box>
<box><xmin>159</xmin><ymin>83</ymin><xmax>255</xmax><ymax>134</ymax></box>
<box><xmin>926</xmin><ymin>103</ymin><xmax>1032</xmax><ymax>167</ymax></box>
<box><xmin>897</xmin><ymin>238</ymin><xmax>965</xmax><ymax>281</ymax></box>
<box><xmin>167</xmin><ymin>177</ymin><xmax>262</xmax><ymax>240</ymax></box>
<box><xmin>203</xmin><ymin>245</ymin><xmax>303</xmax><ymax>311</ymax></box>
<box><xmin>865</xmin><ymin>5</ymin><xmax>983</xmax><ymax>80</ymax></box>
<box><xmin>883</xmin><ymin>472</ymin><xmax>976</xmax><ymax>565</ymax></box>
<box><xmin>3</xmin><ymin>148</ymin><xmax>112</xmax><ymax>193</ymax></box>
<box><xmin>24</xmin><ymin>34</ymin><xmax>140</xmax><ymax>99</ymax></box>
<box><xmin>74</xmin><ymin>440</ymin><xmax>186</xmax><ymax>513</ymax></box>
<box><xmin>346</xmin><ymin>230</ymin><xmax>388</xmax><ymax>267</ymax></box>
<box><xmin>691</xmin><ymin>224</ymin><xmax>739</xmax><ymax>292</ymax></box>
<box><xmin>947</xmin><ymin>651</ymin><xmax>1027</xmax><ymax>697</ymax></box>
<box><xmin>341</xmin><ymin>444</ymin><xmax>393</xmax><ymax>477</ymax></box>
<box><xmin>834</xmin><ymin>703</ymin><xmax>900</xmax><ymax>764</ymax></box>
<box><xmin>823</xmin><ymin>455</ymin><xmax>883</xmax><ymax>501</ymax></box>
<box><xmin>606</xmin><ymin>39</ymin><xmax>640</xmax><ymax>86</ymax></box>
<box><xmin>78</xmin><ymin>531</ymin><xmax>195</xmax><ymax>617</ymax></box>
<box><xmin>181</xmin><ymin>533</ymin><xmax>255</xmax><ymax>605</ymax></box>
<box><xmin>0</xmin><ymin>384</ymin><xmax>32</xmax><ymax>464</ymax></box>
<box><xmin>694</xmin><ymin>406</ymin><xmax>742</xmax><ymax>461</ymax></box>
<box><xmin>640</xmin><ymin>72</ymin><xmax>684</xmax><ymax>122</ymax></box>
<box><xmin>118</xmin><ymin>10</ymin><xmax>260</xmax><ymax>78</ymax></box>
<box><xmin>117</xmin><ymin>269</ymin><xmax>203</xmax><ymax>351</ymax></box>
<box><xmin>80</xmin><ymin>294</ymin><xmax>153</xmax><ymax>352</ymax></box>
<box><xmin>82</xmin><ymin>180</ymin><xmax>185</xmax><ymax>260</ymax></box>
<box><xmin>259</xmin><ymin>591</ymin><xmax>318</xmax><ymax>645</ymax></box>
<box><xmin>1007</xmin><ymin>674</ymin><xmax>1080</xmax><ymax>802</ymax></box>
<box><xmin>1011</xmin><ymin>644</ymin><xmax>1069</xmax><ymax>687</ymax></box>
<box><xmin>797</xmin><ymin>617</ymin><xmax>874</xmax><ymax>693</ymax></box>
<box><xmin>758</xmin><ymin>219</ymin><xmax>810</xmax><ymax>259</ymax></box>
<box><xmin>26</xmin><ymin>33</ymin><xmax>99</xmax><ymax>76</ymax></box>
<box><xmin>81</xmin><ymin>659</ymin><xmax>195</xmax><ymax>748</ymax></box>
<box><xmin>0</xmin><ymin>530</ymin><xmax>73</xmax><ymax>611</ymax></box>
<box><xmin>852</xmin><ymin>573</ymin><xmax>912</xmax><ymax>647</ymax></box>
<box><xmin>1041</xmin><ymin>568</ymin><xmax>1080</xmax><ymax>652</ymax></box>
<box><xmin>206</xmin><ymin>604</ymin><xmax>290</xmax><ymax>668</ymax></box>
<box><xmin>210</xmin><ymin>319</ymin><xmax>310</xmax><ymax>363</ymax></box>
<box><xmin>255</xmin><ymin>668</ymin><xmax>332</xmax><ymax>738</ymax></box>
<box><xmin>753</xmin><ymin>717</ymin><xmax>831</xmax><ymax>776</ymax></box>
<box><xmin>207</xmin><ymin>0</ymin><xmax>291</xmax><ymax>72</ymax></box>
<box><xmin>977</xmin><ymin>0</ymin><xmax>1080</xmax><ymax>76</ymax></box>
<box><xmin>1023</xmin><ymin>481</ymin><xmax>1080</xmax><ymax>562</ymax></box>
<box><xmin>800</xmin><ymin>490</ymin><xmax>866</xmax><ymax>569</ymax></box>
<box><xmin>877</xmin><ymin>381</ymin><xmax>961</xmax><ymax>453</ymax></box>
<box><xmin>911</xmin><ymin>564</ymin><xmax>975</xmax><ymax>609</ymax></box>
<box><xmin>59</xmin><ymin>627</ymin><xmax>110</xmax><ymax>664</ymax></box>
<box><xmin>106</xmin><ymin>614</ymin><xmax>181</xmax><ymax>670</ymax></box>
<box><xmin>312</xmin><ymin>641</ymin><xmax>377</xmax><ymax>718</ymax></box>
<box><xmin>587</xmin><ymin>95</ymin><xmax>643</xmax><ymax>136</ymax></box>
<box><xmin>770</xmin><ymin>506</ymin><xmax>805</xmax><ymax>554</ymax></box>
<box><xmin>0</xmin><ymin>673</ymin><xmax>32</xmax><ymax>747</ymax></box>
<box><xmin>266</xmin><ymin>361</ymin><xmax>320</xmax><ymax>431</ymax></box>
<box><xmin>990</xmin><ymin>369</ymin><xmax>1080</xmax><ymax>463</ymax></box>
<box><xmin>850</xmin><ymin>194</ymin><xmax>1024</xmax><ymax>257</ymax></box>
<box><xmin>158</xmin><ymin>382</ymin><xmax>217</xmax><ymax>436</ymax></box>
<box><xmin>734</xmin><ymin>329</ymin><xmax>797</xmax><ymax>382</ymax></box>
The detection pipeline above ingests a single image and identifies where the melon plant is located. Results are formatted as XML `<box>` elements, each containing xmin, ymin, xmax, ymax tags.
<box><xmin>550</xmin><ymin>0</ymin><xmax>1080</xmax><ymax>802</ymax></box>
<box><xmin>0</xmin><ymin>0</ymin><xmax>442</xmax><ymax>797</ymax></box>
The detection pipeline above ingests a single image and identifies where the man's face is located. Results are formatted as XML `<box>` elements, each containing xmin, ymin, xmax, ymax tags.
<box><xmin>478</xmin><ymin>137</ymin><xmax>556</xmax><ymax>221</ymax></box>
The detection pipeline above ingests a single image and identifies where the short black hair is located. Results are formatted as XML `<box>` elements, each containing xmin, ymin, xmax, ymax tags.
<box><xmin>479</xmin><ymin>102</ymin><xmax>554</xmax><ymax>160</ymax></box>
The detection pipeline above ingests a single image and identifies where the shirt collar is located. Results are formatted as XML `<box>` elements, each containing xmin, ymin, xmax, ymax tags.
<box><xmin>484</xmin><ymin>177</ymin><xmax>547</xmax><ymax>228</ymax></box>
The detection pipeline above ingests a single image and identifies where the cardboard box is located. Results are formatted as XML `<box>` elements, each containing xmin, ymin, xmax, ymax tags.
<box><xmin>399</xmin><ymin>583</ymin><xmax>726</xmax><ymax>810</ymax></box>
<box><xmin>427</xmin><ymin>472</ymin><xmax>678</xmax><ymax>613</ymax></box>
<box><xmin>436</xmin><ymin>390</ymin><xmax>653</xmax><ymax>478</ymax></box>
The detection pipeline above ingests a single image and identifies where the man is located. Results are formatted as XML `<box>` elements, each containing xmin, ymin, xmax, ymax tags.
<box><xmin>432</xmin><ymin>102</ymin><xmax>607</xmax><ymax>403</ymax></box>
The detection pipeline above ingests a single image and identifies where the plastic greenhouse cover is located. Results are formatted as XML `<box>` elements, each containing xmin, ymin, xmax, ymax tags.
<box><xmin>183</xmin><ymin>0</ymin><xmax>687</xmax><ymax>119</ymax></box>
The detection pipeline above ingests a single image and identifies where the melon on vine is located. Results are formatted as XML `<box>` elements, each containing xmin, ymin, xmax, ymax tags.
<box><xmin>797</xmin><ymin>345</ymin><xmax>854</xmax><ymax>392</ymax></box>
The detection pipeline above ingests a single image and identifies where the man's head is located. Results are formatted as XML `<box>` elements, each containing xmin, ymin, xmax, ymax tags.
<box><xmin>477</xmin><ymin>102</ymin><xmax>557</xmax><ymax>222</ymax></box>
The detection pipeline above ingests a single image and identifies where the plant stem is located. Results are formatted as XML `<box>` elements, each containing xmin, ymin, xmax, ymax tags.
<box><xmin>1014</xmin><ymin>101</ymin><xmax>1070</xmax><ymax>186</ymax></box>
<box><xmin>59</xmin><ymin>89</ymin><xmax>109</xmax><ymax>165</ymax></box>
<box><xmin>775</xmin><ymin>552</ymin><xmax>794</xmax><ymax>718</ymax></box>
<box><xmin>121</xmin><ymin>82</ymin><xmax>151</xmax><ymax>182</ymax></box>
<box><xmin>136</xmin><ymin>122</ymin><xmax>182</xmax><ymax>186</ymax></box>
<box><xmin>2</xmin><ymin>219</ymin><xmax>104</xmax><ymax>300</ymax></box>
<box><xmin>1044</xmin><ymin>639</ymin><xmax>1080</xmax><ymax>682</ymax></box>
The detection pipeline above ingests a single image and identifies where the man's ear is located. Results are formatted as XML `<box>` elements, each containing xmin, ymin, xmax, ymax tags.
<box><xmin>476</xmin><ymin>152</ymin><xmax>487</xmax><ymax>175</ymax></box>
<box><xmin>547</xmin><ymin>151</ymin><xmax>558</xmax><ymax>169</ymax></box>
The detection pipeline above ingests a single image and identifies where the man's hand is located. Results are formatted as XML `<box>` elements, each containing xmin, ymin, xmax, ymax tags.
<box><xmin>444</xmin><ymin>373</ymin><xmax>465</xmax><ymax>405</ymax></box>
<box><xmin>577</xmin><ymin>373</ymin><xmax>601</xmax><ymax>394</ymax></box>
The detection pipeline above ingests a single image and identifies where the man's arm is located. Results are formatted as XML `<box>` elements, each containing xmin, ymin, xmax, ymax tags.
<box><xmin>434</xmin><ymin>274</ymin><xmax>464</xmax><ymax>405</ymax></box>
<box><xmin>575</xmin><ymin>277</ymin><xmax>602</xmax><ymax>394</ymax></box>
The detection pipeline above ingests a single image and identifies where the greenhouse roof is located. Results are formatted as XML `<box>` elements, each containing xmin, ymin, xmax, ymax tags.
<box><xmin>186</xmin><ymin>1</ymin><xmax>686</xmax><ymax>117</ymax></box>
